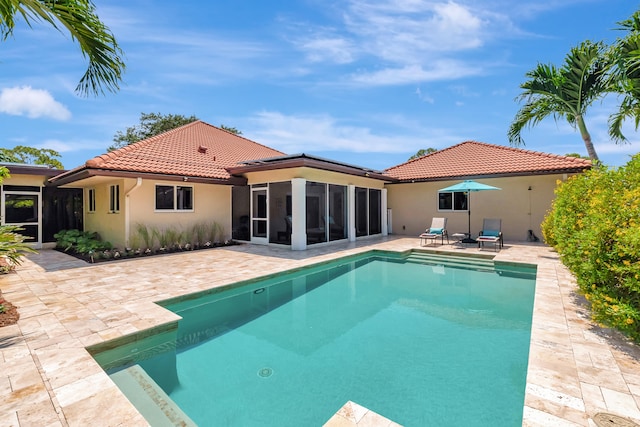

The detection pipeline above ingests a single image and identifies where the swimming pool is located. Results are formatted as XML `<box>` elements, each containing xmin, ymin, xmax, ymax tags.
<box><xmin>92</xmin><ymin>251</ymin><xmax>536</xmax><ymax>426</ymax></box>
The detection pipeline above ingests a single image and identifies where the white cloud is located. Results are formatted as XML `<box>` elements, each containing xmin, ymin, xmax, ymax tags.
<box><xmin>343</xmin><ymin>0</ymin><xmax>489</xmax><ymax>62</ymax></box>
<box><xmin>351</xmin><ymin>61</ymin><xmax>482</xmax><ymax>85</ymax></box>
<box><xmin>300</xmin><ymin>37</ymin><xmax>355</xmax><ymax>64</ymax></box>
<box><xmin>35</xmin><ymin>139</ymin><xmax>87</xmax><ymax>153</ymax></box>
<box><xmin>246</xmin><ymin>111</ymin><xmax>460</xmax><ymax>154</ymax></box>
<box><xmin>284</xmin><ymin>0</ymin><xmax>519</xmax><ymax>87</ymax></box>
<box><xmin>35</xmin><ymin>138</ymin><xmax>110</xmax><ymax>168</ymax></box>
<box><xmin>595</xmin><ymin>141</ymin><xmax>639</xmax><ymax>155</ymax></box>
<box><xmin>0</xmin><ymin>86</ymin><xmax>71</xmax><ymax>120</ymax></box>
<box><xmin>415</xmin><ymin>87</ymin><xmax>435</xmax><ymax>103</ymax></box>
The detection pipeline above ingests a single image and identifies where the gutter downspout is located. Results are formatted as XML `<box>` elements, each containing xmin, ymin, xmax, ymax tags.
<box><xmin>124</xmin><ymin>178</ymin><xmax>143</xmax><ymax>247</ymax></box>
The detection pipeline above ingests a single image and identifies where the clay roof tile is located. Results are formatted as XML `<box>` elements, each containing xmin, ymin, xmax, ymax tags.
<box><xmin>81</xmin><ymin>120</ymin><xmax>284</xmax><ymax>180</ymax></box>
<box><xmin>384</xmin><ymin>141</ymin><xmax>591</xmax><ymax>181</ymax></box>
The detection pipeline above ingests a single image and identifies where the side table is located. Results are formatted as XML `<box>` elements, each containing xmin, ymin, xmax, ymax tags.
<box><xmin>451</xmin><ymin>233</ymin><xmax>467</xmax><ymax>247</ymax></box>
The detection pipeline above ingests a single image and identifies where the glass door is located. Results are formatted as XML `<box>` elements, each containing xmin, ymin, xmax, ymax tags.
<box><xmin>2</xmin><ymin>190</ymin><xmax>41</xmax><ymax>248</ymax></box>
<box><xmin>251</xmin><ymin>186</ymin><xmax>268</xmax><ymax>244</ymax></box>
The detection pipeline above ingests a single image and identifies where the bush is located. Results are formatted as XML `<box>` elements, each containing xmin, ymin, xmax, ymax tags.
<box><xmin>130</xmin><ymin>222</ymin><xmax>228</xmax><ymax>251</ymax></box>
<box><xmin>54</xmin><ymin>229</ymin><xmax>112</xmax><ymax>255</ymax></box>
<box><xmin>0</xmin><ymin>225</ymin><xmax>37</xmax><ymax>272</ymax></box>
<box><xmin>542</xmin><ymin>154</ymin><xmax>640</xmax><ymax>341</ymax></box>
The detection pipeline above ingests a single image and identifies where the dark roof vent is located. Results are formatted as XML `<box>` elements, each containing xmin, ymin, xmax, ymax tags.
<box><xmin>198</xmin><ymin>145</ymin><xmax>208</xmax><ymax>154</ymax></box>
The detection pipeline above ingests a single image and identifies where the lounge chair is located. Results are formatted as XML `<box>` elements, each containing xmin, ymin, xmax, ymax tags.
<box><xmin>477</xmin><ymin>218</ymin><xmax>503</xmax><ymax>251</ymax></box>
<box><xmin>419</xmin><ymin>217</ymin><xmax>449</xmax><ymax>246</ymax></box>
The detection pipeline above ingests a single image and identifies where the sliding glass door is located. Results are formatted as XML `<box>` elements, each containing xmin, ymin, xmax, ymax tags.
<box><xmin>2</xmin><ymin>189</ymin><xmax>41</xmax><ymax>247</ymax></box>
<box><xmin>251</xmin><ymin>186</ymin><xmax>268</xmax><ymax>244</ymax></box>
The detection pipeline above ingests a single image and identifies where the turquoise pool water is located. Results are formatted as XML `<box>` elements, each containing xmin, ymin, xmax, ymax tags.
<box><xmin>104</xmin><ymin>252</ymin><xmax>536</xmax><ymax>426</ymax></box>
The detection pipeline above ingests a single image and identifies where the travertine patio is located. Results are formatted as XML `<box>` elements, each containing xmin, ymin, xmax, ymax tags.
<box><xmin>1</xmin><ymin>237</ymin><xmax>639</xmax><ymax>426</ymax></box>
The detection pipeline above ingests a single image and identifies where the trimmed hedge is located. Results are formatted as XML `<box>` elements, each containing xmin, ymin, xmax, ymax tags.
<box><xmin>542</xmin><ymin>154</ymin><xmax>640</xmax><ymax>342</ymax></box>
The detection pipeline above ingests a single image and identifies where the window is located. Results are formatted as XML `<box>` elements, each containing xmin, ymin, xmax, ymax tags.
<box><xmin>155</xmin><ymin>185</ymin><xmax>193</xmax><ymax>211</ymax></box>
<box><xmin>355</xmin><ymin>187</ymin><xmax>368</xmax><ymax>237</ymax></box>
<box><xmin>438</xmin><ymin>191</ymin><xmax>467</xmax><ymax>211</ymax></box>
<box><xmin>328</xmin><ymin>184</ymin><xmax>347</xmax><ymax>241</ymax></box>
<box><xmin>369</xmin><ymin>189</ymin><xmax>382</xmax><ymax>235</ymax></box>
<box><xmin>88</xmin><ymin>188</ymin><xmax>96</xmax><ymax>213</ymax></box>
<box><xmin>156</xmin><ymin>185</ymin><xmax>174</xmax><ymax>210</ymax></box>
<box><xmin>109</xmin><ymin>185</ymin><xmax>120</xmax><ymax>213</ymax></box>
<box><xmin>177</xmin><ymin>186</ymin><xmax>193</xmax><ymax>210</ymax></box>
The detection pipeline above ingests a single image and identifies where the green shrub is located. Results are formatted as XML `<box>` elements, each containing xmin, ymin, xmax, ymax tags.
<box><xmin>54</xmin><ymin>229</ymin><xmax>112</xmax><ymax>255</ymax></box>
<box><xmin>542</xmin><ymin>154</ymin><xmax>640</xmax><ymax>341</ymax></box>
<box><xmin>163</xmin><ymin>226</ymin><xmax>183</xmax><ymax>249</ymax></box>
<box><xmin>54</xmin><ymin>229</ymin><xmax>84</xmax><ymax>252</ymax></box>
<box><xmin>134</xmin><ymin>223</ymin><xmax>155</xmax><ymax>250</ymax></box>
<box><xmin>191</xmin><ymin>222</ymin><xmax>208</xmax><ymax>246</ymax></box>
<box><xmin>0</xmin><ymin>225</ymin><xmax>37</xmax><ymax>272</ymax></box>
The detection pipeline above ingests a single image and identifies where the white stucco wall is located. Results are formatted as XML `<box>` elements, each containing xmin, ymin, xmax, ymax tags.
<box><xmin>386</xmin><ymin>174</ymin><xmax>571</xmax><ymax>242</ymax></box>
<box><xmin>81</xmin><ymin>177</ymin><xmax>231</xmax><ymax>248</ymax></box>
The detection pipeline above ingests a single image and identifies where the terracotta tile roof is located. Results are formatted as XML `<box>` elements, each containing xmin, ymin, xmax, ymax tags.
<box><xmin>384</xmin><ymin>141</ymin><xmax>592</xmax><ymax>181</ymax></box>
<box><xmin>69</xmin><ymin>121</ymin><xmax>284</xmax><ymax>181</ymax></box>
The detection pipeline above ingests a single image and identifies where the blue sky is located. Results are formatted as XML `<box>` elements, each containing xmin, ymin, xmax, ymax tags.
<box><xmin>1</xmin><ymin>0</ymin><xmax>639</xmax><ymax>171</ymax></box>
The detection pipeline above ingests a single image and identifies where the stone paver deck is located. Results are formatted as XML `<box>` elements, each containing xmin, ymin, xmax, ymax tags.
<box><xmin>1</xmin><ymin>237</ymin><xmax>639</xmax><ymax>426</ymax></box>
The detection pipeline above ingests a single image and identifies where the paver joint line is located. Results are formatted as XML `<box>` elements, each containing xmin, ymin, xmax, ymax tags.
<box><xmin>0</xmin><ymin>239</ymin><xmax>639</xmax><ymax>426</ymax></box>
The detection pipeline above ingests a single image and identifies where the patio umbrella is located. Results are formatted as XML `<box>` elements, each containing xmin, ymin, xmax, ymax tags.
<box><xmin>439</xmin><ymin>180</ymin><xmax>501</xmax><ymax>243</ymax></box>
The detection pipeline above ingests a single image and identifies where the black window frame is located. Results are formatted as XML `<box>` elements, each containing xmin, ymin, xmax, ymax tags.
<box><xmin>176</xmin><ymin>186</ymin><xmax>193</xmax><ymax>210</ymax></box>
<box><xmin>109</xmin><ymin>185</ymin><xmax>120</xmax><ymax>213</ymax></box>
<box><xmin>155</xmin><ymin>184</ymin><xmax>193</xmax><ymax>211</ymax></box>
<box><xmin>88</xmin><ymin>188</ymin><xmax>96</xmax><ymax>213</ymax></box>
<box><xmin>438</xmin><ymin>191</ymin><xmax>468</xmax><ymax>212</ymax></box>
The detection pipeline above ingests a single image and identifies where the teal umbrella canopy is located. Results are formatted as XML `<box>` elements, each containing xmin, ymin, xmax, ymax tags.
<box><xmin>439</xmin><ymin>180</ymin><xmax>501</xmax><ymax>242</ymax></box>
<box><xmin>439</xmin><ymin>180</ymin><xmax>501</xmax><ymax>192</ymax></box>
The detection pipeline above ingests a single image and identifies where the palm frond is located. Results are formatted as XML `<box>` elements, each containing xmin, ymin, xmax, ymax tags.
<box><xmin>509</xmin><ymin>39</ymin><xmax>608</xmax><ymax>158</ymax></box>
<box><xmin>0</xmin><ymin>0</ymin><xmax>125</xmax><ymax>96</ymax></box>
<box><xmin>608</xmin><ymin>97</ymin><xmax>640</xmax><ymax>143</ymax></box>
<box><xmin>562</xmin><ymin>41</ymin><xmax>610</xmax><ymax>110</ymax></box>
<box><xmin>616</xmin><ymin>10</ymin><xmax>640</xmax><ymax>33</ymax></box>
<box><xmin>508</xmin><ymin>97</ymin><xmax>565</xmax><ymax>146</ymax></box>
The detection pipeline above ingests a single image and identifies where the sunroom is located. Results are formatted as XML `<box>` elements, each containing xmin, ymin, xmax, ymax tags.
<box><xmin>229</xmin><ymin>154</ymin><xmax>395</xmax><ymax>250</ymax></box>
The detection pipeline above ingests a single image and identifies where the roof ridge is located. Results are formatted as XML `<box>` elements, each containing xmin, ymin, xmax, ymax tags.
<box><xmin>384</xmin><ymin>140</ymin><xmax>592</xmax><ymax>181</ymax></box>
<box><xmin>203</xmin><ymin>121</ymin><xmax>286</xmax><ymax>155</ymax></box>
<box><xmin>84</xmin><ymin>120</ymin><xmax>286</xmax><ymax>168</ymax></box>
<box><xmin>384</xmin><ymin>141</ymin><xmax>473</xmax><ymax>172</ymax></box>
<box><xmin>85</xmin><ymin>120</ymin><xmax>203</xmax><ymax>167</ymax></box>
<box><xmin>384</xmin><ymin>140</ymin><xmax>492</xmax><ymax>173</ymax></box>
<box><xmin>470</xmin><ymin>140</ymin><xmax>592</xmax><ymax>165</ymax></box>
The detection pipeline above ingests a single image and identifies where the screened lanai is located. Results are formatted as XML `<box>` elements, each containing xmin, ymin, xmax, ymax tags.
<box><xmin>229</xmin><ymin>154</ymin><xmax>393</xmax><ymax>250</ymax></box>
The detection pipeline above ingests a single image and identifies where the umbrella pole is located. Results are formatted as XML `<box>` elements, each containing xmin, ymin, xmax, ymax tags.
<box><xmin>462</xmin><ymin>192</ymin><xmax>476</xmax><ymax>243</ymax></box>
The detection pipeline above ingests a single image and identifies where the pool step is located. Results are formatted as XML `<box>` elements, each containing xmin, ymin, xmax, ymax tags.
<box><xmin>404</xmin><ymin>251</ymin><xmax>496</xmax><ymax>271</ymax></box>
<box><xmin>110</xmin><ymin>365</ymin><xmax>197</xmax><ymax>427</ymax></box>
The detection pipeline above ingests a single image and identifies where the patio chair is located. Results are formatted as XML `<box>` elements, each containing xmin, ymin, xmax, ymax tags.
<box><xmin>419</xmin><ymin>217</ymin><xmax>449</xmax><ymax>246</ymax></box>
<box><xmin>477</xmin><ymin>218</ymin><xmax>503</xmax><ymax>251</ymax></box>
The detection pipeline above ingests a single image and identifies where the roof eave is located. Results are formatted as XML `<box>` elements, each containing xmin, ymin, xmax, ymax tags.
<box><xmin>48</xmin><ymin>167</ymin><xmax>243</xmax><ymax>187</ymax></box>
<box><xmin>2</xmin><ymin>164</ymin><xmax>66</xmax><ymax>178</ymax></box>
<box><xmin>229</xmin><ymin>157</ymin><xmax>397</xmax><ymax>182</ymax></box>
<box><xmin>386</xmin><ymin>167</ymin><xmax>591</xmax><ymax>183</ymax></box>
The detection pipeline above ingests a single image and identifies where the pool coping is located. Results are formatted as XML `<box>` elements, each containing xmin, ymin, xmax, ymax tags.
<box><xmin>1</xmin><ymin>237</ymin><xmax>639</xmax><ymax>426</ymax></box>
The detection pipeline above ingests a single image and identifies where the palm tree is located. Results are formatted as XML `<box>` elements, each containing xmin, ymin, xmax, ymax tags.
<box><xmin>607</xmin><ymin>11</ymin><xmax>640</xmax><ymax>143</ymax></box>
<box><xmin>508</xmin><ymin>40</ymin><xmax>610</xmax><ymax>161</ymax></box>
<box><xmin>0</xmin><ymin>0</ymin><xmax>125</xmax><ymax>96</ymax></box>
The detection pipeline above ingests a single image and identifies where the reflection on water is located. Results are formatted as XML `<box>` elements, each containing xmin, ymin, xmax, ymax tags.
<box><xmin>96</xmin><ymin>253</ymin><xmax>537</xmax><ymax>427</ymax></box>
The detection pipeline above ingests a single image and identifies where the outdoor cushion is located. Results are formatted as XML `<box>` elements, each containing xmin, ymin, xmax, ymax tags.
<box><xmin>482</xmin><ymin>230</ymin><xmax>500</xmax><ymax>237</ymax></box>
<box><xmin>429</xmin><ymin>227</ymin><xmax>443</xmax><ymax>234</ymax></box>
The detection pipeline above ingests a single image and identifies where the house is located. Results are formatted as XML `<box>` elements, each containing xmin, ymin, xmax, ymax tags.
<box><xmin>384</xmin><ymin>141</ymin><xmax>592</xmax><ymax>241</ymax></box>
<box><xmin>0</xmin><ymin>163</ymin><xmax>82</xmax><ymax>247</ymax></box>
<box><xmin>46</xmin><ymin>121</ymin><xmax>393</xmax><ymax>250</ymax></box>
<box><xmin>1</xmin><ymin>121</ymin><xmax>591</xmax><ymax>250</ymax></box>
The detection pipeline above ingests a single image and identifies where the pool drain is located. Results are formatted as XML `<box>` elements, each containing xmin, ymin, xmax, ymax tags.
<box><xmin>258</xmin><ymin>367</ymin><xmax>273</xmax><ymax>378</ymax></box>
